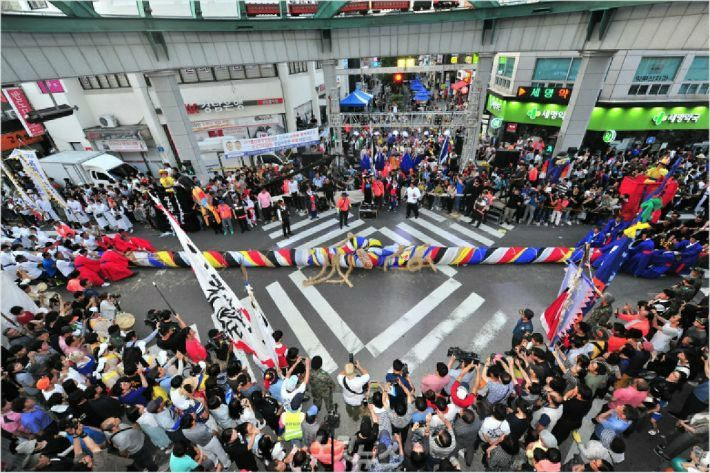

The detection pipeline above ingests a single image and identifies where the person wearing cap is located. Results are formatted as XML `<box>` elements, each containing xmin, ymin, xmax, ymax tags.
<box><xmin>525</xmin><ymin>429</ymin><xmax>558</xmax><ymax>465</ymax></box>
<box><xmin>337</xmin><ymin>360</ymin><xmax>370</xmax><ymax>421</ymax></box>
<box><xmin>302</xmin><ymin>405</ymin><xmax>321</xmax><ymax>446</ymax></box>
<box><xmin>281</xmin><ymin>357</ymin><xmax>310</xmax><ymax>409</ymax></box>
<box><xmin>336</xmin><ymin>192</ymin><xmax>351</xmax><ymax>229</ymax></box>
<box><xmin>512</xmin><ymin>308</ymin><xmax>535</xmax><ymax>349</ymax></box>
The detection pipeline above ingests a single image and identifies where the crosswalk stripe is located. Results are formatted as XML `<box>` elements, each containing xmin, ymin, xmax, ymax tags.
<box><xmin>419</xmin><ymin>208</ymin><xmax>447</xmax><ymax>222</ymax></box>
<box><xmin>397</xmin><ymin>222</ymin><xmax>445</xmax><ymax>247</ymax></box>
<box><xmin>265</xmin><ymin>281</ymin><xmax>338</xmax><ymax>373</ymax></box>
<box><xmin>268</xmin><ymin>209</ymin><xmax>339</xmax><ymax>239</ymax></box>
<box><xmin>289</xmin><ymin>271</ymin><xmax>366</xmax><ymax>354</ymax></box>
<box><xmin>701</xmin><ymin>287</ymin><xmax>709</xmax><ymax>297</ymax></box>
<box><xmin>261</xmin><ymin>219</ymin><xmax>282</xmax><ymax>231</ymax></box>
<box><xmin>478</xmin><ymin>223</ymin><xmax>506</xmax><ymax>239</ymax></box>
<box><xmin>450</xmin><ymin>222</ymin><xmax>495</xmax><ymax>247</ymax></box>
<box><xmin>401</xmin><ymin>292</ymin><xmax>485</xmax><ymax>372</ymax></box>
<box><xmin>469</xmin><ymin>310</ymin><xmax>508</xmax><ymax>352</ymax></box>
<box><xmin>378</xmin><ymin>227</ymin><xmax>457</xmax><ymax>278</ymax></box>
<box><xmin>366</xmin><ymin>278</ymin><xmax>462</xmax><ymax>357</ymax></box>
<box><xmin>296</xmin><ymin>220</ymin><xmax>367</xmax><ymax>249</ymax></box>
<box><xmin>276</xmin><ymin>219</ymin><xmax>338</xmax><ymax>248</ymax></box>
<box><xmin>501</xmin><ymin>223</ymin><xmax>515</xmax><ymax>230</ymax></box>
<box><xmin>409</xmin><ymin>217</ymin><xmax>470</xmax><ymax>247</ymax></box>
<box><xmin>377</xmin><ymin>227</ymin><xmax>411</xmax><ymax>246</ymax></box>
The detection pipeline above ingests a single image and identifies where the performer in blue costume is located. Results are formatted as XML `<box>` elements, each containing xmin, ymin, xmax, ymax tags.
<box><xmin>592</xmin><ymin>235</ymin><xmax>625</xmax><ymax>269</ymax></box>
<box><xmin>673</xmin><ymin>237</ymin><xmax>703</xmax><ymax>275</ymax></box>
<box><xmin>601</xmin><ymin>216</ymin><xmax>629</xmax><ymax>243</ymax></box>
<box><xmin>374</xmin><ymin>149</ymin><xmax>385</xmax><ymax>173</ymax></box>
<box><xmin>360</xmin><ymin>150</ymin><xmax>372</xmax><ymax>173</ymax></box>
<box><xmin>576</xmin><ymin>226</ymin><xmax>605</xmax><ymax>248</ymax></box>
<box><xmin>622</xmin><ymin>232</ymin><xmax>655</xmax><ymax>277</ymax></box>
<box><xmin>637</xmin><ymin>249</ymin><xmax>679</xmax><ymax>279</ymax></box>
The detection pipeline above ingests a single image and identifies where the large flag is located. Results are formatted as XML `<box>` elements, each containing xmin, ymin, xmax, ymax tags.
<box><xmin>439</xmin><ymin>135</ymin><xmax>450</xmax><ymax>165</ymax></box>
<box><xmin>150</xmin><ymin>194</ymin><xmax>278</xmax><ymax>369</ymax></box>
<box><xmin>541</xmin><ymin>262</ymin><xmax>595</xmax><ymax>344</ymax></box>
<box><xmin>0</xmin><ymin>161</ymin><xmax>41</xmax><ymax>211</ymax></box>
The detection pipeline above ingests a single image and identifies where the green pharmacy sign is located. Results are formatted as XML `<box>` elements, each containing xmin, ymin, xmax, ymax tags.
<box><xmin>489</xmin><ymin>117</ymin><xmax>503</xmax><ymax>129</ymax></box>
<box><xmin>485</xmin><ymin>95</ymin><xmax>708</xmax><ymax>131</ymax></box>
<box><xmin>602</xmin><ymin>130</ymin><xmax>617</xmax><ymax>143</ymax></box>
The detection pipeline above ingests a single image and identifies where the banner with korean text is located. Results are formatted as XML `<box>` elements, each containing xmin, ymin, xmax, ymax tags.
<box><xmin>223</xmin><ymin>128</ymin><xmax>320</xmax><ymax>158</ymax></box>
<box><xmin>10</xmin><ymin>149</ymin><xmax>67</xmax><ymax>208</ymax></box>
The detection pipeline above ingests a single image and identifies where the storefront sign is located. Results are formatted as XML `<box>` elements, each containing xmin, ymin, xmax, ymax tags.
<box><xmin>487</xmin><ymin>94</ymin><xmax>708</xmax><ymax>131</ymax></box>
<box><xmin>516</xmin><ymin>86</ymin><xmax>571</xmax><ymax>104</ymax></box>
<box><xmin>602</xmin><ymin>130</ymin><xmax>617</xmax><ymax>143</ymax></box>
<box><xmin>489</xmin><ymin>117</ymin><xmax>503</xmax><ymax>129</ymax></box>
<box><xmin>2</xmin><ymin>87</ymin><xmax>45</xmax><ymax>137</ymax></box>
<box><xmin>95</xmin><ymin>139</ymin><xmax>148</xmax><ymax>152</ymax></box>
<box><xmin>651</xmin><ymin>111</ymin><xmax>701</xmax><ymax>125</ymax></box>
<box><xmin>37</xmin><ymin>80</ymin><xmax>65</xmax><ymax>94</ymax></box>
<box><xmin>223</xmin><ymin>128</ymin><xmax>320</xmax><ymax>158</ymax></box>
<box><xmin>1</xmin><ymin>129</ymin><xmax>44</xmax><ymax>151</ymax></box>
<box><xmin>506</xmin><ymin>123</ymin><xmax>518</xmax><ymax>133</ymax></box>
<box><xmin>185</xmin><ymin>98</ymin><xmax>284</xmax><ymax>115</ymax></box>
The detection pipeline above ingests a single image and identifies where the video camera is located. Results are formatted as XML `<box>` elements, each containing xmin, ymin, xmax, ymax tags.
<box><xmin>447</xmin><ymin>347</ymin><xmax>480</xmax><ymax>365</ymax></box>
<box><xmin>145</xmin><ymin>309</ymin><xmax>177</xmax><ymax>331</ymax></box>
<box><xmin>325</xmin><ymin>404</ymin><xmax>340</xmax><ymax>430</ymax></box>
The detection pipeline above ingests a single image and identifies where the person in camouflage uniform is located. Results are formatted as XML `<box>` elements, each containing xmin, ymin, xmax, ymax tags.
<box><xmin>586</xmin><ymin>293</ymin><xmax>615</xmax><ymax>328</ymax></box>
<box><xmin>674</xmin><ymin>277</ymin><xmax>698</xmax><ymax>302</ymax></box>
<box><xmin>308</xmin><ymin>355</ymin><xmax>335</xmax><ymax>412</ymax></box>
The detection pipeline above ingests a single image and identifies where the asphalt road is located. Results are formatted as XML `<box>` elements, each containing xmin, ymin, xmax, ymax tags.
<box><xmin>107</xmin><ymin>204</ymin><xmax>705</xmax><ymax>471</ymax></box>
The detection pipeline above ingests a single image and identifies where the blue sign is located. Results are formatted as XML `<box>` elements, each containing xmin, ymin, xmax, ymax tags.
<box><xmin>646</xmin><ymin>136</ymin><xmax>656</xmax><ymax>144</ymax></box>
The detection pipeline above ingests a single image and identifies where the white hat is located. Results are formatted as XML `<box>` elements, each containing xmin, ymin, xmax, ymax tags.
<box><xmin>444</xmin><ymin>130</ymin><xmax>451</xmax><ymax>136</ymax></box>
<box><xmin>456</xmin><ymin>386</ymin><xmax>468</xmax><ymax>399</ymax></box>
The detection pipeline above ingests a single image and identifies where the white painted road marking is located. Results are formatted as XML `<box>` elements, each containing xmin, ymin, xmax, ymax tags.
<box><xmin>450</xmin><ymin>222</ymin><xmax>495</xmax><ymax>247</ymax></box>
<box><xmin>469</xmin><ymin>310</ymin><xmax>508</xmax><ymax>352</ymax></box>
<box><xmin>377</xmin><ymin>227</ymin><xmax>457</xmax><ymax>278</ymax></box>
<box><xmin>478</xmin><ymin>223</ymin><xmax>506</xmax><ymax>239</ymax></box>
<box><xmin>419</xmin><ymin>208</ymin><xmax>447</xmax><ymax>222</ymax></box>
<box><xmin>409</xmin><ymin>217</ymin><xmax>470</xmax><ymax>247</ymax></box>
<box><xmin>366</xmin><ymin>278</ymin><xmax>462</xmax><ymax>357</ymax></box>
<box><xmin>265</xmin><ymin>281</ymin><xmax>338</xmax><ymax>373</ymax></box>
<box><xmin>289</xmin><ymin>271</ymin><xmax>366</xmax><ymax>354</ymax></box>
<box><xmin>296</xmin><ymin>220</ymin><xmax>368</xmax><ymax>249</ymax></box>
<box><xmin>500</xmin><ymin>223</ymin><xmax>516</xmax><ymax>230</ymax></box>
<box><xmin>268</xmin><ymin>209</ymin><xmax>339</xmax><ymax>239</ymax></box>
<box><xmin>276</xmin><ymin>219</ymin><xmax>338</xmax><ymax>248</ymax></box>
<box><xmin>397</xmin><ymin>222</ymin><xmax>445</xmax><ymax>246</ymax></box>
<box><xmin>402</xmin><ymin>292</ymin><xmax>485</xmax><ymax>372</ymax></box>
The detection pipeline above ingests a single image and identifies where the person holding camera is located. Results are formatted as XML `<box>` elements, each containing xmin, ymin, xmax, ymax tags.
<box><xmin>337</xmin><ymin>360</ymin><xmax>370</xmax><ymax>421</ymax></box>
<box><xmin>385</xmin><ymin>359</ymin><xmax>413</xmax><ymax>410</ymax></box>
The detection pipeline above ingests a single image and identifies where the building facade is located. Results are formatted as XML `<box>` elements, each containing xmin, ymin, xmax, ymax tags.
<box><xmin>486</xmin><ymin>50</ymin><xmax>709</xmax><ymax>154</ymax></box>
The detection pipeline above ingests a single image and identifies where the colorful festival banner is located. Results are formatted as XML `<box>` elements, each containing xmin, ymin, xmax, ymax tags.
<box><xmin>149</xmin><ymin>194</ymin><xmax>279</xmax><ymax>369</ymax></box>
<box><xmin>0</xmin><ymin>160</ymin><xmax>41</xmax><ymax>210</ymax></box>
<box><xmin>223</xmin><ymin>128</ymin><xmax>320</xmax><ymax>158</ymax></box>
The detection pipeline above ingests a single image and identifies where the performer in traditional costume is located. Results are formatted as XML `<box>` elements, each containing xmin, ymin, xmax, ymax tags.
<box><xmin>73</xmin><ymin>250</ymin><xmax>106</xmax><ymax>287</ymax></box>
<box><xmin>622</xmin><ymin>232</ymin><xmax>655</xmax><ymax>277</ymax></box>
<box><xmin>576</xmin><ymin>226</ymin><xmax>605</xmax><ymax>248</ymax></box>
<box><xmin>673</xmin><ymin>237</ymin><xmax>703</xmax><ymax>275</ymax></box>
<box><xmin>99</xmin><ymin>249</ymin><xmax>134</xmax><ymax>281</ymax></box>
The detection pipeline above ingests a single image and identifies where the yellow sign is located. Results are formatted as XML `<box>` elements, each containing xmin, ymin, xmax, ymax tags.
<box><xmin>397</xmin><ymin>58</ymin><xmax>405</xmax><ymax>68</ymax></box>
<box><xmin>451</xmin><ymin>56</ymin><xmax>458</xmax><ymax>64</ymax></box>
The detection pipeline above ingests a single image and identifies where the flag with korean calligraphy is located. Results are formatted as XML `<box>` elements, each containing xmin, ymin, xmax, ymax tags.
<box><xmin>149</xmin><ymin>194</ymin><xmax>278</xmax><ymax>369</ymax></box>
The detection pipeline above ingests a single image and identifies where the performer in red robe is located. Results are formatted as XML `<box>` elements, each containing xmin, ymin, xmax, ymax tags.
<box><xmin>99</xmin><ymin>250</ymin><xmax>135</xmax><ymax>281</ymax></box>
<box><xmin>73</xmin><ymin>252</ymin><xmax>106</xmax><ymax>287</ymax></box>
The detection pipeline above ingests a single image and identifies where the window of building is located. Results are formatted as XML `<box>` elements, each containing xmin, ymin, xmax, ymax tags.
<box><xmin>27</xmin><ymin>0</ymin><xmax>48</xmax><ymax>9</ymax></box>
<box><xmin>288</xmin><ymin>61</ymin><xmax>308</xmax><ymax>74</ymax></box>
<box><xmin>229</xmin><ymin>65</ymin><xmax>246</xmax><ymax>80</ymax></box>
<box><xmin>685</xmin><ymin>56</ymin><xmax>709</xmax><ymax>81</ymax></box>
<box><xmin>196</xmin><ymin>67</ymin><xmax>214</xmax><ymax>82</ymax></box>
<box><xmin>78</xmin><ymin>73</ymin><xmax>131</xmax><ymax>90</ymax></box>
<box><xmin>633</xmin><ymin>56</ymin><xmax>683</xmax><ymax>82</ymax></box>
<box><xmin>179</xmin><ymin>68</ymin><xmax>199</xmax><ymax>83</ymax></box>
<box><xmin>532</xmin><ymin>57</ymin><xmax>579</xmax><ymax>82</ymax></box>
<box><xmin>496</xmin><ymin>56</ymin><xmax>516</xmax><ymax>78</ymax></box>
<box><xmin>259</xmin><ymin>64</ymin><xmax>276</xmax><ymax>77</ymax></box>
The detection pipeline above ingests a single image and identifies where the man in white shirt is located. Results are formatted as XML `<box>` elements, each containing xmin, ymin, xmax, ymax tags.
<box><xmin>405</xmin><ymin>181</ymin><xmax>422</xmax><ymax>219</ymax></box>
<box><xmin>337</xmin><ymin>361</ymin><xmax>370</xmax><ymax>422</ymax></box>
<box><xmin>1</xmin><ymin>244</ymin><xmax>17</xmax><ymax>274</ymax></box>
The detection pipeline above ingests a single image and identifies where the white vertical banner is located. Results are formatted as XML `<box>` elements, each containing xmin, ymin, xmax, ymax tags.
<box><xmin>149</xmin><ymin>194</ymin><xmax>279</xmax><ymax>369</ymax></box>
<box><xmin>11</xmin><ymin>149</ymin><xmax>68</xmax><ymax>208</ymax></box>
<box><xmin>0</xmin><ymin>161</ymin><xmax>41</xmax><ymax>211</ymax></box>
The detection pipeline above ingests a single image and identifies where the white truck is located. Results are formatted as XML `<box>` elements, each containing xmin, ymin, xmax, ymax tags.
<box><xmin>38</xmin><ymin>151</ymin><xmax>139</xmax><ymax>187</ymax></box>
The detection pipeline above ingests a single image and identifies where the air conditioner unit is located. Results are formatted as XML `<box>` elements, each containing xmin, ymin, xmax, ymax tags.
<box><xmin>98</xmin><ymin>114</ymin><xmax>119</xmax><ymax>128</ymax></box>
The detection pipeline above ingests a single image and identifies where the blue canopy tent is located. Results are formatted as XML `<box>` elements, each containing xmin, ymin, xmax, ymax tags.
<box><xmin>413</xmin><ymin>91</ymin><xmax>431</xmax><ymax>102</ymax></box>
<box><xmin>340</xmin><ymin>89</ymin><xmax>373</xmax><ymax>111</ymax></box>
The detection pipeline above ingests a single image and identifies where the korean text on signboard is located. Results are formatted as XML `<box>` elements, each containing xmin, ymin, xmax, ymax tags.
<box><xmin>2</xmin><ymin>88</ymin><xmax>45</xmax><ymax>137</ymax></box>
<box><xmin>517</xmin><ymin>86</ymin><xmax>572</xmax><ymax>104</ymax></box>
<box><xmin>223</xmin><ymin>128</ymin><xmax>320</xmax><ymax>158</ymax></box>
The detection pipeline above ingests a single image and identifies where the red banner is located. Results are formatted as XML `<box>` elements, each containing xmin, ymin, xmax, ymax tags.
<box><xmin>2</xmin><ymin>87</ymin><xmax>45</xmax><ymax>137</ymax></box>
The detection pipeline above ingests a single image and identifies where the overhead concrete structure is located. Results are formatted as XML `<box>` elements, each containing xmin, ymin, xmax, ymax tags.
<box><xmin>1</xmin><ymin>2</ymin><xmax>707</xmax><ymax>83</ymax></box>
